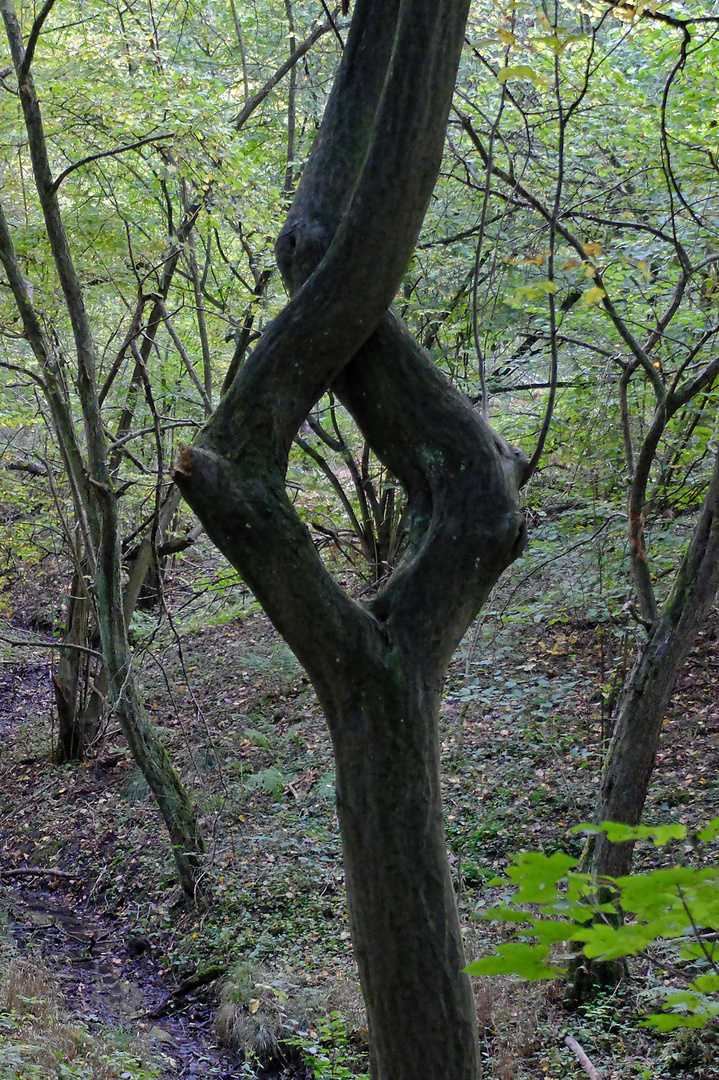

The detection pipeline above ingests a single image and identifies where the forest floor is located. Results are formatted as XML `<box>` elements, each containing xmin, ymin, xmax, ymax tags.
<box><xmin>1</xmin><ymin>542</ymin><xmax>719</xmax><ymax>1079</ymax></box>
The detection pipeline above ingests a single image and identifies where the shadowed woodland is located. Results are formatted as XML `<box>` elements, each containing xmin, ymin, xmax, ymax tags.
<box><xmin>1</xmin><ymin>1</ymin><xmax>719</xmax><ymax>1077</ymax></box>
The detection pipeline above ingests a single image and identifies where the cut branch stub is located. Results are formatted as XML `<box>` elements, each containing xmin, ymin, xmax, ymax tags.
<box><xmin>172</xmin><ymin>0</ymin><xmax>526</xmax><ymax>684</ymax></box>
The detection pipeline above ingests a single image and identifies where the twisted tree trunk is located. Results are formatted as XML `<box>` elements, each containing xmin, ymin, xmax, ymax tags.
<box><xmin>174</xmin><ymin>2</ymin><xmax>527</xmax><ymax>1074</ymax></box>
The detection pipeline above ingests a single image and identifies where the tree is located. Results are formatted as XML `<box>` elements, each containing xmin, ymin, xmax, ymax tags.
<box><xmin>0</xmin><ymin>0</ymin><xmax>206</xmax><ymax>897</ymax></box>
<box><xmin>439</xmin><ymin>0</ymin><xmax>719</xmax><ymax>1001</ymax></box>
<box><xmin>0</xmin><ymin>0</ymin><xmax>334</xmax><ymax>896</ymax></box>
<box><xmin>173</xmin><ymin>1</ymin><xmax>527</xmax><ymax>1076</ymax></box>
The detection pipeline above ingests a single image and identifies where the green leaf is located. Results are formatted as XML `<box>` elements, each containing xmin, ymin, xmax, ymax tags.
<box><xmin>596</xmin><ymin>821</ymin><xmax>687</xmax><ymax>846</ymax></box>
<box><xmin>523</xmin><ymin>918</ymin><xmax>576</xmax><ymax>945</ymax></box>
<box><xmin>573</xmin><ymin>921</ymin><xmax>654</xmax><ymax>960</ymax></box>
<box><xmin>507</xmin><ymin>850</ymin><xmax>577</xmax><ymax>904</ymax></box>
<box><xmin>464</xmin><ymin>943</ymin><xmax>560</xmax><ymax>981</ymax></box>
<box><xmin>697</xmin><ymin>817</ymin><xmax>719</xmax><ymax>843</ymax></box>
<box><xmin>691</xmin><ymin>974</ymin><xmax>719</xmax><ymax>994</ymax></box>
<box><xmin>642</xmin><ymin>1013</ymin><xmax>709</xmax><ymax>1031</ymax></box>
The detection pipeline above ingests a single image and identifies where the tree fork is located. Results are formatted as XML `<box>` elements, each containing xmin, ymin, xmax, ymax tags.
<box><xmin>173</xmin><ymin>1</ymin><xmax>529</xmax><ymax>1074</ymax></box>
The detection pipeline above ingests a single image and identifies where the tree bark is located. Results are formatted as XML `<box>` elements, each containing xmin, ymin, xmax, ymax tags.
<box><xmin>566</xmin><ymin>447</ymin><xmax>719</xmax><ymax>1007</ymax></box>
<box><xmin>53</xmin><ymin>569</ymin><xmax>103</xmax><ymax>762</ymax></box>
<box><xmin>0</xmin><ymin>0</ymin><xmax>205</xmax><ymax>899</ymax></box>
<box><xmin>591</xmin><ymin>446</ymin><xmax>719</xmax><ymax>880</ymax></box>
<box><xmin>174</xmin><ymin>0</ymin><xmax>527</xmax><ymax>1073</ymax></box>
<box><xmin>329</xmin><ymin>652</ymin><xmax>478</xmax><ymax>1079</ymax></box>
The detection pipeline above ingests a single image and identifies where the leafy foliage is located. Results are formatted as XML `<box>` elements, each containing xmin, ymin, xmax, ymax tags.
<box><xmin>467</xmin><ymin>820</ymin><xmax>719</xmax><ymax>1030</ymax></box>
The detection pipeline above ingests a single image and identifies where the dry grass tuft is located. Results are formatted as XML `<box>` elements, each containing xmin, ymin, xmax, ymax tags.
<box><xmin>215</xmin><ymin>960</ymin><xmax>365</xmax><ymax>1065</ymax></box>
<box><xmin>0</xmin><ymin>944</ymin><xmax>158</xmax><ymax>1079</ymax></box>
<box><xmin>474</xmin><ymin>975</ymin><xmax>546</xmax><ymax>1079</ymax></box>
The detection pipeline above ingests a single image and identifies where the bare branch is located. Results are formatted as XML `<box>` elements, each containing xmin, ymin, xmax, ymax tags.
<box><xmin>51</xmin><ymin>134</ymin><xmax>172</xmax><ymax>193</ymax></box>
<box><xmin>150</xmin><ymin>295</ymin><xmax>212</xmax><ymax>413</ymax></box>
<box><xmin>564</xmin><ymin>1034</ymin><xmax>604</xmax><ymax>1080</ymax></box>
<box><xmin>19</xmin><ymin>0</ymin><xmax>56</xmax><ymax>80</ymax></box>
<box><xmin>234</xmin><ymin>18</ymin><xmax>335</xmax><ymax>130</ymax></box>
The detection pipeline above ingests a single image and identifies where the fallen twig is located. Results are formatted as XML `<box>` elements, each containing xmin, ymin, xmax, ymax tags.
<box><xmin>0</xmin><ymin>632</ymin><xmax>102</xmax><ymax>658</ymax></box>
<box><xmin>564</xmin><ymin>1034</ymin><xmax>604</xmax><ymax>1080</ymax></box>
<box><xmin>0</xmin><ymin>866</ymin><xmax>78</xmax><ymax>880</ymax></box>
<box><xmin>143</xmin><ymin>963</ymin><xmax>230</xmax><ymax>1019</ymax></box>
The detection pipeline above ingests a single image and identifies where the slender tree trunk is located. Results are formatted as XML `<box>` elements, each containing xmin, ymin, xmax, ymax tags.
<box><xmin>53</xmin><ymin>570</ymin><xmax>102</xmax><ymax>761</ymax></box>
<box><xmin>283</xmin><ymin>0</ymin><xmax>297</xmax><ymax>199</ymax></box>
<box><xmin>0</xmin><ymin>0</ymin><xmax>205</xmax><ymax>899</ymax></box>
<box><xmin>591</xmin><ymin>447</ymin><xmax>719</xmax><ymax>880</ymax></box>
<box><xmin>566</xmin><ymin>448</ymin><xmax>719</xmax><ymax>1006</ymax></box>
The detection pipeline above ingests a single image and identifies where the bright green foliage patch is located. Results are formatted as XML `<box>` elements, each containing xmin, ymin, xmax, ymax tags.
<box><xmin>466</xmin><ymin>819</ymin><xmax>719</xmax><ymax>1030</ymax></box>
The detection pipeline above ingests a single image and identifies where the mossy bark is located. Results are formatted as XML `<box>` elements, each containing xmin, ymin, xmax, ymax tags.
<box><xmin>174</xmin><ymin>1</ymin><xmax>527</xmax><ymax>1073</ymax></box>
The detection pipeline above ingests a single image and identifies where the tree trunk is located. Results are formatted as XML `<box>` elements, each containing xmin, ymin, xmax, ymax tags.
<box><xmin>327</xmin><ymin>654</ymin><xmax>478</xmax><ymax>1079</ymax></box>
<box><xmin>0</xmin><ymin>0</ymin><xmax>205</xmax><ymax>899</ymax></box>
<box><xmin>173</xmin><ymin>1</ymin><xmax>528</xmax><ymax>1070</ymax></box>
<box><xmin>566</xmin><ymin>448</ymin><xmax>719</xmax><ymax>1007</ymax></box>
<box><xmin>53</xmin><ymin>570</ymin><xmax>103</xmax><ymax>761</ymax></box>
<box><xmin>591</xmin><ymin>447</ymin><xmax>719</xmax><ymax>880</ymax></box>
<box><xmin>94</xmin><ymin>485</ymin><xmax>206</xmax><ymax>900</ymax></box>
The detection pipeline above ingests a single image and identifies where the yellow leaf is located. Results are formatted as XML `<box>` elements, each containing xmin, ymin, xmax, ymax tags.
<box><xmin>637</xmin><ymin>260</ymin><xmax>653</xmax><ymax>280</ymax></box>
<box><xmin>613</xmin><ymin>3</ymin><xmax>638</xmax><ymax>21</ymax></box>
<box><xmin>582</xmin><ymin>242</ymin><xmax>603</xmax><ymax>257</ymax></box>
<box><xmin>563</xmin><ymin>258</ymin><xmax>581</xmax><ymax>271</ymax></box>
<box><xmin>513</xmin><ymin>280</ymin><xmax>557</xmax><ymax>301</ymax></box>
<box><xmin>497</xmin><ymin>28</ymin><xmax>516</xmax><ymax>44</ymax></box>
<box><xmin>584</xmin><ymin>263</ymin><xmax>597</xmax><ymax>278</ymax></box>
<box><xmin>538</xmin><ymin>12</ymin><xmax>552</xmax><ymax>29</ymax></box>
<box><xmin>583</xmin><ymin>286</ymin><xmax>606</xmax><ymax>306</ymax></box>
<box><xmin>497</xmin><ymin>65</ymin><xmax>539</xmax><ymax>85</ymax></box>
<box><xmin>249</xmin><ymin>1000</ymin><xmax>260</xmax><ymax>1014</ymax></box>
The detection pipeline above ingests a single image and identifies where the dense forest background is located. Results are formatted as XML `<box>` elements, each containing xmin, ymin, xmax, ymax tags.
<box><xmin>1</xmin><ymin>0</ymin><xmax>719</xmax><ymax>1077</ymax></box>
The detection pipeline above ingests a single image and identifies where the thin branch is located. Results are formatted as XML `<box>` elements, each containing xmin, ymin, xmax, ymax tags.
<box><xmin>294</xmin><ymin>435</ymin><xmax>366</xmax><ymax>543</ymax></box>
<box><xmin>51</xmin><ymin>134</ymin><xmax>172</xmax><ymax>193</ymax></box>
<box><xmin>19</xmin><ymin>0</ymin><xmax>56</xmax><ymax>80</ymax></box>
<box><xmin>526</xmin><ymin>17</ymin><xmax>569</xmax><ymax>481</ymax></box>
<box><xmin>150</xmin><ymin>296</ymin><xmax>211</xmax><ymax>412</ymax></box>
<box><xmin>228</xmin><ymin>0</ymin><xmax>249</xmax><ymax>106</ymax></box>
<box><xmin>319</xmin><ymin>0</ymin><xmax>343</xmax><ymax>47</ymax></box>
<box><xmin>233</xmin><ymin>18</ymin><xmax>334</xmax><ymax>130</ymax></box>
<box><xmin>0</xmin><ymin>633</ymin><xmax>102</xmax><ymax>659</ymax></box>
<box><xmin>471</xmin><ymin>38</ymin><xmax>510</xmax><ymax>423</ymax></box>
<box><xmin>0</xmin><ymin>866</ymin><xmax>79</xmax><ymax>880</ymax></box>
<box><xmin>454</xmin><ymin>109</ymin><xmax>667</xmax><ymax>403</ymax></box>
